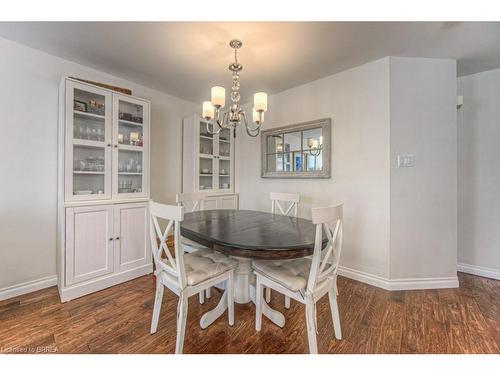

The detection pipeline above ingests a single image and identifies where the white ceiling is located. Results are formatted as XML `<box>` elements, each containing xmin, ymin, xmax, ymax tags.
<box><xmin>0</xmin><ymin>22</ymin><xmax>499</xmax><ymax>103</ymax></box>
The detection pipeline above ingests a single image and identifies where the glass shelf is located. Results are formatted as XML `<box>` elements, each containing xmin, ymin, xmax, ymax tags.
<box><xmin>74</xmin><ymin>110</ymin><xmax>105</xmax><ymax>120</ymax></box>
<box><xmin>72</xmin><ymin>144</ymin><xmax>105</xmax><ymax>195</ymax></box>
<box><xmin>118</xmin><ymin>120</ymin><xmax>144</xmax><ymax>147</ymax></box>
<box><xmin>116</xmin><ymin>99</ymin><xmax>146</xmax><ymax>196</ymax></box>
<box><xmin>119</xmin><ymin>119</ymin><xmax>143</xmax><ymax>126</ymax></box>
<box><xmin>74</xmin><ymin>171</ymin><xmax>105</xmax><ymax>175</ymax></box>
<box><xmin>73</xmin><ymin>111</ymin><xmax>105</xmax><ymax>143</ymax></box>
<box><xmin>117</xmin><ymin>148</ymin><xmax>143</xmax><ymax>194</ymax></box>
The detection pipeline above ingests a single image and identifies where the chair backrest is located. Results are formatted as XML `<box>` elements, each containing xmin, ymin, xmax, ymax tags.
<box><xmin>149</xmin><ymin>200</ymin><xmax>187</xmax><ymax>288</ymax></box>
<box><xmin>306</xmin><ymin>204</ymin><xmax>343</xmax><ymax>293</ymax></box>
<box><xmin>270</xmin><ymin>192</ymin><xmax>300</xmax><ymax>217</ymax></box>
<box><xmin>176</xmin><ymin>192</ymin><xmax>208</xmax><ymax>213</ymax></box>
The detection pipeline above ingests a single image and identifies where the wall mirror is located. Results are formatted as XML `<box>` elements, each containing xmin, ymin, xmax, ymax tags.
<box><xmin>261</xmin><ymin>118</ymin><xmax>331</xmax><ymax>178</ymax></box>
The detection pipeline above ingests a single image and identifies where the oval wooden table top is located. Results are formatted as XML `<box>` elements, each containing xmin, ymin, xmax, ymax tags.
<box><xmin>180</xmin><ymin>209</ymin><xmax>326</xmax><ymax>259</ymax></box>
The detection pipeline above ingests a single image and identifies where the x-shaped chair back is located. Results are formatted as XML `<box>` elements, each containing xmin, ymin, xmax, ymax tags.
<box><xmin>149</xmin><ymin>201</ymin><xmax>187</xmax><ymax>289</ymax></box>
<box><xmin>307</xmin><ymin>204</ymin><xmax>343</xmax><ymax>293</ymax></box>
<box><xmin>270</xmin><ymin>192</ymin><xmax>300</xmax><ymax>217</ymax></box>
<box><xmin>176</xmin><ymin>192</ymin><xmax>209</xmax><ymax>213</ymax></box>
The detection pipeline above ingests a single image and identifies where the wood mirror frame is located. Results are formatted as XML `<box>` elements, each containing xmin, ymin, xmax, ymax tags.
<box><xmin>261</xmin><ymin>118</ymin><xmax>331</xmax><ymax>179</ymax></box>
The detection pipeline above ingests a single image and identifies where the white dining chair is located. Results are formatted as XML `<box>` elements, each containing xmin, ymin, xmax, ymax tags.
<box><xmin>149</xmin><ymin>200</ymin><xmax>236</xmax><ymax>354</ymax></box>
<box><xmin>176</xmin><ymin>192</ymin><xmax>211</xmax><ymax>253</ymax></box>
<box><xmin>176</xmin><ymin>192</ymin><xmax>212</xmax><ymax>304</ymax></box>
<box><xmin>270</xmin><ymin>192</ymin><xmax>300</xmax><ymax>217</ymax></box>
<box><xmin>267</xmin><ymin>192</ymin><xmax>301</xmax><ymax>308</ymax></box>
<box><xmin>253</xmin><ymin>203</ymin><xmax>343</xmax><ymax>354</ymax></box>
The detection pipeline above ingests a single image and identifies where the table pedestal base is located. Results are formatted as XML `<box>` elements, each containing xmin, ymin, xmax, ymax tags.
<box><xmin>200</xmin><ymin>290</ymin><xmax>229</xmax><ymax>329</ymax></box>
<box><xmin>233</xmin><ymin>257</ymin><xmax>253</xmax><ymax>303</ymax></box>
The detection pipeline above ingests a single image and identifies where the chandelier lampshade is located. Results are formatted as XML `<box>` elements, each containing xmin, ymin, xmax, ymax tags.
<box><xmin>254</xmin><ymin>92</ymin><xmax>268</xmax><ymax>112</ymax></box>
<box><xmin>211</xmin><ymin>86</ymin><xmax>226</xmax><ymax>108</ymax></box>
<box><xmin>202</xmin><ymin>101</ymin><xmax>215</xmax><ymax>119</ymax></box>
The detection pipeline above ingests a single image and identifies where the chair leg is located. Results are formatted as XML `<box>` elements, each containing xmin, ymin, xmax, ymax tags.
<box><xmin>305</xmin><ymin>299</ymin><xmax>318</xmax><ymax>354</ymax></box>
<box><xmin>227</xmin><ymin>271</ymin><xmax>235</xmax><ymax>326</ymax></box>
<box><xmin>328</xmin><ymin>288</ymin><xmax>342</xmax><ymax>340</ymax></box>
<box><xmin>199</xmin><ymin>291</ymin><xmax>205</xmax><ymax>304</ymax></box>
<box><xmin>206</xmin><ymin>287</ymin><xmax>211</xmax><ymax>299</ymax></box>
<box><xmin>175</xmin><ymin>293</ymin><xmax>188</xmax><ymax>354</ymax></box>
<box><xmin>150</xmin><ymin>277</ymin><xmax>164</xmax><ymax>334</ymax></box>
<box><xmin>255</xmin><ymin>276</ymin><xmax>263</xmax><ymax>331</ymax></box>
<box><xmin>285</xmin><ymin>295</ymin><xmax>291</xmax><ymax>309</ymax></box>
<box><xmin>265</xmin><ymin>287</ymin><xmax>271</xmax><ymax>303</ymax></box>
<box><xmin>334</xmin><ymin>275</ymin><xmax>339</xmax><ymax>296</ymax></box>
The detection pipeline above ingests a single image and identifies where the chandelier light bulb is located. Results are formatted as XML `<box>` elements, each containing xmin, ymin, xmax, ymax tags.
<box><xmin>202</xmin><ymin>101</ymin><xmax>215</xmax><ymax>120</ymax></box>
<box><xmin>253</xmin><ymin>108</ymin><xmax>264</xmax><ymax>123</ymax></box>
<box><xmin>211</xmin><ymin>86</ymin><xmax>226</xmax><ymax>108</ymax></box>
<box><xmin>254</xmin><ymin>92</ymin><xmax>268</xmax><ymax>112</ymax></box>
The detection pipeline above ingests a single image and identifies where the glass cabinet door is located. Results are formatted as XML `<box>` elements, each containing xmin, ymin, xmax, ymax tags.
<box><xmin>198</xmin><ymin>121</ymin><xmax>215</xmax><ymax>191</ymax></box>
<box><xmin>65</xmin><ymin>82</ymin><xmax>112</xmax><ymax>201</ymax></box>
<box><xmin>217</xmin><ymin>127</ymin><xmax>232</xmax><ymax>191</ymax></box>
<box><xmin>113</xmin><ymin>94</ymin><xmax>149</xmax><ymax>198</ymax></box>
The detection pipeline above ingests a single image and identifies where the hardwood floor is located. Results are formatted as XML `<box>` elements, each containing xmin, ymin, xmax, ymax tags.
<box><xmin>0</xmin><ymin>272</ymin><xmax>498</xmax><ymax>354</ymax></box>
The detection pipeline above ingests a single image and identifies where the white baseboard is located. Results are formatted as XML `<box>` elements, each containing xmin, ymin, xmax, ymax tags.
<box><xmin>0</xmin><ymin>264</ymin><xmax>464</xmax><ymax>301</ymax></box>
<box><xmin>0</xmin><ymin>275</ymin><xmax>58</xmax><ymax>301</ymax></box>
<box><xmin>458</xmin><ymin>263</ymin><xmax>500</xmax><ymax>281</ymax></box>
<box><xmin>338</xmin><ymin>266</ymin><xmax>459</xmax><ymax>291</ymax></box>
<box><xmin>59</xmin><ymin>263</ymin><xmax>153</xmax><ymax>302</ymax></box>
<box><xmin>338</xmin><ymin>266</ymin><xmax>391</xmax><ymax>290</ymax></box>
<box><xmin>387</xmin><ymin>276</ymin><xmax>459</xmax><ymax>290</ymax></box>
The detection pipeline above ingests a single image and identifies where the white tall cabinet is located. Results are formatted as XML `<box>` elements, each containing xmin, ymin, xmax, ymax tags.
<box><xmin>57</xmin><ymin>78</ymin><xmax>152</xmax><ymax>302</ymax></box>
<box><xmin>182</xmin><ymin>115</ymin><xmax>238</xmax><ymax>208</ymax></box>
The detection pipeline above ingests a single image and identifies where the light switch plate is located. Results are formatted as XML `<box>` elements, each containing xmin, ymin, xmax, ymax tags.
<box><xmin>397</xmin><ymin>154</ymin><xmax>415</xmax><ymax>167</ymax></box>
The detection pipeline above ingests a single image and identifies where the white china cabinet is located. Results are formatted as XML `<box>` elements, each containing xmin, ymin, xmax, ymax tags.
<box><xmin>57</xmin><ymin>78</ymin><xmax>152</xmax><ymax>302</ymax></box>
<box><xmin>182</xmin><ymin>115</ymin><xmax>238</xmax><ymax>208</ymax></box>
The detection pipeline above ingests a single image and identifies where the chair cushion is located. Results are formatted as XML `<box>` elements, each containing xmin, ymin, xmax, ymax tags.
<box><xmin>182</xmin><ymin>249</ymin><xmax>237</xmax><ymax>286</ymax></box>
<box><xmin>253</xmin><ymin>258</ymin><xmax>312</xmax><ymax>292</ymax></box>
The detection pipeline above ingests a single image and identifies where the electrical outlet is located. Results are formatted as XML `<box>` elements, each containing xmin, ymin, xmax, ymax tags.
<box><xmin>397</xmin><ymin>154</ymin><xmax>415</xmax><ymax>167</ymax></box>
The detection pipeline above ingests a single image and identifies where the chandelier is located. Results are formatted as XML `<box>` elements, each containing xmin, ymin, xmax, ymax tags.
<box><xmin>307</xmin><ymin>137</ymin><xmax>323</xmax><ymax>156</ymax></box>
<box><xmin>201</xmin><ymin>39</ymin><xmax>267</xmax><ymax>137</ymax></box>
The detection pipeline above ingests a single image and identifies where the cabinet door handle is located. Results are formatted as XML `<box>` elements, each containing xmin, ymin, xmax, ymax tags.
<box><xmin>115</xmin><ymin>237</ymin><xmax>120</xmax><ymax>240</ymax></box>
<box><xmin>109</xmin><ymin>237</ymin><xmax>113</xmax><ymax>241</ymax></box>
<box><xmin>107</xmin><ymin>143</ymin><xmax>111</xmax><ymax>147</ymax></box>
<box><xmin>114</xmin><ymin>145</ymin><xmax>118</xmax><ymax>148</ymax></box>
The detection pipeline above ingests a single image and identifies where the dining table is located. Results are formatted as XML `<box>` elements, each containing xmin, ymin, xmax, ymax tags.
<box><xmin>180</xmin><ymin>209</ymin><xmax>324</xmax><ymax>328</ymax></box>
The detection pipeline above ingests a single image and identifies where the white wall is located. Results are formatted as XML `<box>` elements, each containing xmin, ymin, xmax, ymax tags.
<box><xmin>236</xmin><ymin>56</ymin><xmax>458</xmax><ymax>287</ymax></box>
<box><xmin>389</xmin><ymin>57</ymin><xmax>458</xmax><ymax>280</ymax></box>
<box><xmin>236</xmin><ymin>58</ymin><xmax>392</xmax><ymax>279</ymax></box>
<box><xmin>0</xmin><ymin>37</ymin><xmax>197</xmax><ymax>290</ymax></box>
<box><xmin>458</xmin><ymin>68</ymin><xmax>500</xmax><ymax>278</ymax></box>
